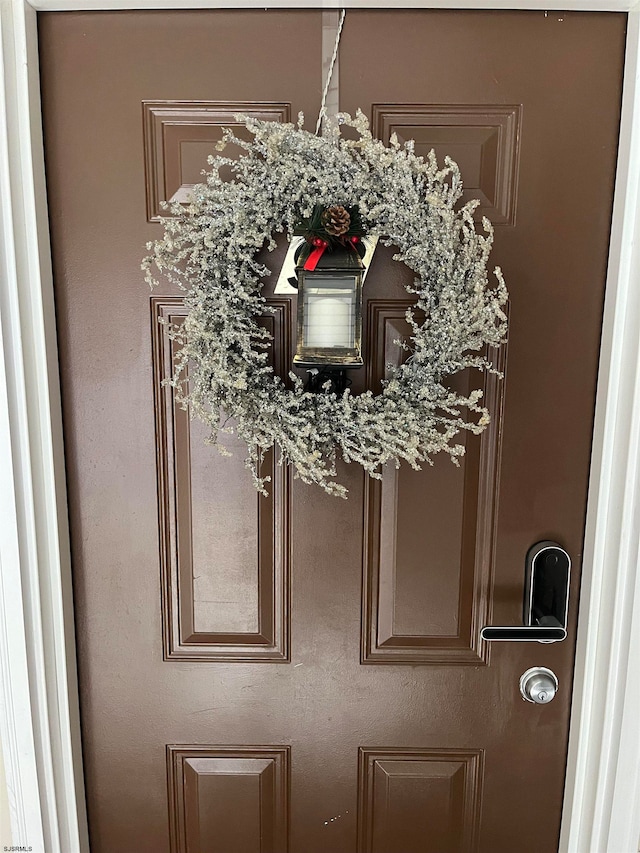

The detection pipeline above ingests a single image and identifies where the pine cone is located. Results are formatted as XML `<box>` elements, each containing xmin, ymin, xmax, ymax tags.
<box><xmin>322</xmin><ymin>205</ymin><xmax>351</xmax><ymax>237</ymax></box>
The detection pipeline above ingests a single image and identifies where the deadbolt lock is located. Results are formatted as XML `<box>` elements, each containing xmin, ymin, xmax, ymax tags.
<box><xmin>519</xmin><ymin>667</ymin><xmax>558</xmax><ymax>704</ymax></box>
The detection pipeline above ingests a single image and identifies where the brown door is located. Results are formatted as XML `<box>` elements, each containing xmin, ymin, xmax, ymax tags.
<box><xmin>40</xmin><ymin>10</ymin><xmax>625</xmax><ymax>853</ymax></box>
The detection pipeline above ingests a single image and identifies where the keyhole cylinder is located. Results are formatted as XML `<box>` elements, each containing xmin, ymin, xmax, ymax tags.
<box><xmin>520</xmin><ymin>667</ymin><xmax>558</xmax><ymax>704</ymax></box>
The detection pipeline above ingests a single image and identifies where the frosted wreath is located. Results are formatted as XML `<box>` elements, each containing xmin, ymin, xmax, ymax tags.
<box><xmin>143</xmin><ymin>111</ymin><xmax>508</xmax><ymax>498</ymax></box>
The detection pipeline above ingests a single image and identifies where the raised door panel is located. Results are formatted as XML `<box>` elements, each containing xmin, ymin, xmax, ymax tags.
<box><xmin>152</xmin><ymin>297</ymin><xmax>291</xmax><ymax>661</ymax></box>
<box><xmin>358</xmin><ymin>748</ymin><xmax>484</xmax><ymax>853</ymax></box>
<box><xmin>167</xmin><ymin>746</ymin><xmax>290</xmax><ymax>853</ymax></box>
<box><xmin>362</xmin><ymin>302</ymin><xmax>505</xmax><ymax>664</ymax></box>
<box><xmin>143</xmin><ymin>101</ymin><xmax>291</xmax><ymax>220</ymax></box>
<box><xmin>371</xmin><ymin>104</ymin><xmax>521</xmax><ymax>225</ymax></box>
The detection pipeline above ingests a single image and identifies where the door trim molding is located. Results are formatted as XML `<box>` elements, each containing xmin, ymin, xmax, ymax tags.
<box><xmin>0</xmin><ymin>3</ymin><xmax>638</xmax><ymax>852</ymax></box>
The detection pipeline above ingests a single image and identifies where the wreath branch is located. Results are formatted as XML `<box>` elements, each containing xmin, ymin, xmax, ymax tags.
<box><xmin>143</xmin><ymin>110</ymin><xmax>508</xmax><ymax>497</ymax></box>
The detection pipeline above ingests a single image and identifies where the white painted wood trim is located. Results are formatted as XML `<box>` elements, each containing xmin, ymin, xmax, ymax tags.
<box><xmin>0</xmin><ymin>2</ymin><xmax>638</xmax><ymax>852</ymax></box>
<box><xmin>0</xmin><ymin>16</ymin><xmax>46</xmax><ymax>845</ymax></box>
<box><xmin>26</xmin><ymin>0</ymin><xmax>637</xmax><ymax>11</ymax></box>
<box><xmin>0</xmin><ymin>1</ymin><xmax>88</xmax><ymax>851</ymax></box>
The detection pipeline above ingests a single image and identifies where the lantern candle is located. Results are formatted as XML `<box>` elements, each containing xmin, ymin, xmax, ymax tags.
<box><xmin>304</xmin><ymin>290</ymin><xmax>354</xmax><ymax>349</ymax></box>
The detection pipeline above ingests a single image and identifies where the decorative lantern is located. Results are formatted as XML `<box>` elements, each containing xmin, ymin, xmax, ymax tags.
<box><xmin>293</xmin><ymin>241</ymin><xmax>364</xmax><ymax>370</ymax></box>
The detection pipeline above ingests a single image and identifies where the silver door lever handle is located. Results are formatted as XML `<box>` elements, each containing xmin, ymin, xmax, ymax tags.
<box><xmin>481</xmin><ymin>541</ymin><xmax>571</xmax><ymax>643</ymax></box>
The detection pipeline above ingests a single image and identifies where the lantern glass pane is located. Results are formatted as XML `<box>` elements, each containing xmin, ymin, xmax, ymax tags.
<box><xmin>302</xmin><ymin>275</ymin><xmax>358</xmax><ymax>349</ymax></box>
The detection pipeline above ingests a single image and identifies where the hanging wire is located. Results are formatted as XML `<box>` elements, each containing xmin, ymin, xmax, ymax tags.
<box><xmin>315</xmin><ymin>9</ymin><xmax>346</xmax><ymax>135</ymax></box>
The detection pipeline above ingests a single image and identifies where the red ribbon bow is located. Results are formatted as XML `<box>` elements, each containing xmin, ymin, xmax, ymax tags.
<box><xmin>303</xmin><ymin>238</ymin><xmax>329</xmax><ymax>271</ymax></box>
<box><xmin>303</xmin><ymin>236</ymin><xmax>361</xmax><ymax>271</ymax></box>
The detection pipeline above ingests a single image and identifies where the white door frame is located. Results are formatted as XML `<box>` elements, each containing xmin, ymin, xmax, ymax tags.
<box><xmin>1</xmin><ymin>2</ymin><xmax>639</xmax><ymax>851</ymax></box>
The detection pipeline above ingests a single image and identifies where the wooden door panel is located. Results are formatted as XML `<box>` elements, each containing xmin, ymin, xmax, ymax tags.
<box><xmin>167</xmin><ymin>746</ymin><xmax>290</xmax><ymax>853</ymax></box>
<box><xmin>40</xmin><ymin>9</ymin><xmax>626</xmax><ymax>852</ymax></box>
<box><xmin>371</xmin><ymin>104</ymin><xmax>522</xmax><ymax>226</ymax></box>
<box><xmin>152</xmin><ymin>298</ymin><xmax>291</xmax><ymax>661</ymax></box>
<box><xmin>143</xmin><ymin>102</ymin><xmax>292</xmax><ymax>221</ymax></box>
<box><xmin>363</xmin><ymin>303</ymin><xmax>504</xmax><ymax>663</ymax></box>
<box><xmin>357</xmin><ymin>748</ymin><xmax>484</xmax><ymax>853</ymax></box>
